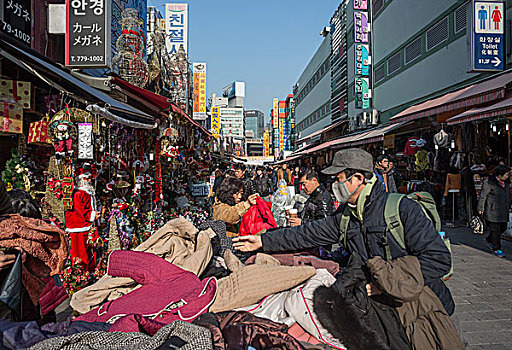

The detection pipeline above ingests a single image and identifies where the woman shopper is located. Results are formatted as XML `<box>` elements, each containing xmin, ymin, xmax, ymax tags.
<box><xmin>213</xmin><ymin>177</ymin><xmax>258</xmax><ymax>236</ymax></box>
<box><xmin>478</xmin><ymin>164</ymin><xmax>511</xmax><ymax>258</ymax></box>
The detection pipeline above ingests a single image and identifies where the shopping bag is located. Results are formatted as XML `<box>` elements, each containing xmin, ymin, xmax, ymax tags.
<box><xmin>469</xmin><ymin>215</ymin><xmax>484</xmax><ymax>235</ymax></box>
<box><xmin>0</xmin><ymin>251</ymin><xmax>22</xmax><ymax>321</ymax></box>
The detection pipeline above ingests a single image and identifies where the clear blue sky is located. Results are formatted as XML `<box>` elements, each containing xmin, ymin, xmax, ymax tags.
<box><xmin>148</xmin><ymin>0</ymin><xmax>339</xmax><ymax>122</ymax></box>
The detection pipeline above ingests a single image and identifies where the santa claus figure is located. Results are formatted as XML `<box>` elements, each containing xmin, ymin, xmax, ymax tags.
<box><xmin>65</xmin><ymin>164</ymin><xmax>98</xmax><ymax>270</ymax></box>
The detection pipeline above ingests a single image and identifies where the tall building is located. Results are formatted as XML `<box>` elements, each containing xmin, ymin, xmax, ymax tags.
<box><xmin>244</xmin><ymin>110</ymin><xmax>264</xmax><ymax>139</ymax></box>
<box><xmin>272</xmin><ymin>95</ymin><xmax>294</xmax><ymax>156</ymax></box>
<box><xmin>294</xmin><ymin>31</ymin><xmax>333</xmax><ymax>140</ymax></box>
<box><xmin>222</xmin><ymin>81</ymin><xmax>246</xmax><ymax>108</ymax></box>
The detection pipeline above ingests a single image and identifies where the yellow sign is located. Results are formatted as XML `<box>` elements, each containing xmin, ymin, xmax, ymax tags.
<box><xmin>192</xmin><ymin>63</ymin><xmax>207</xmax><ymax>120</ymax></box>
<box><xmin>210</xmin><ymin>107</ymin><xmax>220</xmax><ymax>135</ymax></box>
<box><xmin>273</xmin><ymin>98</ymin><xmax>279</xmax><ymax>129</ymax></box>
<box><xmin>263</xmin><ymin>130</ymin><xmax>270</xmax><ymax>157</ymax></box>
<box><xmin>383</xmin><ymin>134</ymin><xmax>395</xmax><ymax>149</ymax></box>
<box><xmin>279</xmin><ymin>119</ymin><xmax>284</xmax><ymax>151</ymax></box>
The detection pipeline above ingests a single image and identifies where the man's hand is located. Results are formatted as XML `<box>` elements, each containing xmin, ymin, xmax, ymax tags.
<box><xmin>247</xmin><ymin>194</ymin><xmax>258</xmax><ymax>206</ymax></box>
<box><xmin>0</xmin><ymin>251</ymin><xmax>17</xmax><ymax>270</ymax></box>
<box><xmin>233</xmin><ymin>235</ymin><xmax>262</xmax><ymax>252</ymax></box>
<box><xmin>289</xmin><ymin>217</ymin><xmax>302</xmax><ymax>227</ymax></box>
<box><xmin>366</xmin><ymin>283</ymin><xmax>382</xmax><ymax>296</ymax></box>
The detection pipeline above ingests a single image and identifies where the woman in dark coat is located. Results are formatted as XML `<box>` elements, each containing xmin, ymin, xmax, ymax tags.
<box><xmin>478</xmin><ymin>165</ymin><xmax>511</xmax><ymax>258</ymax></box>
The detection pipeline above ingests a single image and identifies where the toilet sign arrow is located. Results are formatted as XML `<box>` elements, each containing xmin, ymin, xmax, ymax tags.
<box><xmin>492</xmin><ymin>57</ymin><xmax>501</xmax><ymax>66</ymax></box>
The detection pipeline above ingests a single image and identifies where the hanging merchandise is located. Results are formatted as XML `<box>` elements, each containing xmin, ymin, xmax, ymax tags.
<box><xmin>0</xmin><ymin>79</ymin><xmax>32</xmax><ymax>109</ymax></box>
<box><xmin>61</xmin><ymin>162</ymin><xmax>74</xmax><ymax>210</ymax></box>
<box><xmin>28</xmin><ymin>114</ymin><xmax>52</xmax><ymax>146</ymax></box>
<box><xmin>403</xmin><ymin>136</ymin><xmax>420</xmax><ymax>156</ymax></box>
<box><xmin>0</xmin><ymin>101</ymin><xmax>23</xmax><ymax>134</ymax></box>
<box><xmin>433</xmin><ymin>130</ymin><xmax>449</xmax><ymax>148</ymax></box>
<box><xmin>1</xmin><ymin>151</ymin><xmax>31</xmax><ymax>191</ymax></box>
<box><xmin>415</xmin><ymin>149</ymin><xmax>430</xmax><ymax>172</ymax></box>
<box><xmin>78</xmin><ymin>123</ymin><xmax>94</xmax><ymax>159</ymax></box>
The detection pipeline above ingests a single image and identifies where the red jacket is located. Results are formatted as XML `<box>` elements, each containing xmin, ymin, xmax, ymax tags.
<box><xmin>239</xmin><ymin>197</ymin><xmax>278</xmax><ymax>236</ymax></box>
<box><xmin>75</xmin><ymin>250</ymin><xmax>217</xmax><ymax>330</ymax></box>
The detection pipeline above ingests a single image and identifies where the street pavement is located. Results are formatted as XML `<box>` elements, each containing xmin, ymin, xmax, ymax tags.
<box><xmin>446</xmin><ymin>225</ymin><xmax>512</xmax><ymax>350</ymax></box>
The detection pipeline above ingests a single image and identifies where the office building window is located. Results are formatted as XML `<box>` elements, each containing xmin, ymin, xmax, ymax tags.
<box><xmin>387</xmin><ymin>51</ymin><xmax>401</xmax><ymax>75</ymax></box>
<box><xmin>373</xmin><ymin>0</ymin><xmax>384</xmax><ymax>14</ymax></box>
<box><xmin>405</xmin><ymin>37</ymin><xmax>422</xmax><ymax>64</ymax></box>
<box><xmin>426</xmin><ymin>17</ymin><xmax>449</xmax><ymax>51</ymax></box>
<box><xmin>454</xmin><ymin>2</ymin><xmax>468</xmax><ymax>34</ymax></box>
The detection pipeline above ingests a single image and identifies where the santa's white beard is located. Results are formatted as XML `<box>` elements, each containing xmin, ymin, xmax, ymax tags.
<box><xmin>77</xmin><ymin>179</ymin><xmax>95</xmax><ymax>194</ymax></box>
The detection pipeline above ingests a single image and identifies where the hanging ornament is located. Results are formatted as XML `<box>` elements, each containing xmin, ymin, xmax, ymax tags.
<box><xmin>78</xmin><ymin>122</ymin><xmax>94</xmax><ymax>160</ymax></box>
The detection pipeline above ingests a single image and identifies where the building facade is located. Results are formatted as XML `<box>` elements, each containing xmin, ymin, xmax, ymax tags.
<box><xmin>330</xmin><ymin>1</ymin><xmax>349</xmax><ymax>123</ymax></box>
<box><xmin>244</xmin><ymin>110</ymin><xmax>265</xmax><ymax>139</ymax></box>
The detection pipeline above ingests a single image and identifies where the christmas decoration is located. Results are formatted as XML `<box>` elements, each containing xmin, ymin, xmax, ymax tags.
<box><xmin>28</xmin><ymin>114</ymin><xmax>52</xmax><ymax>146</ymax></box>
<box><xmin>78</xmin><ymin>122</ymin><xmax>94</xmax><ymax>159</ymax></box>
<box><xmin>1</xmin><ymin>151</ymin><xmax>31</xmax><ymax>191</ymax></box>
<box><xmin>0</xmin><ymin>79</ymin><xmax>32</xmax><ymax>109</ymax></box>
<box><xmin>0</xmin><ymin>102</ymin><xmax>23</xmax><ymax>134</ymax></box>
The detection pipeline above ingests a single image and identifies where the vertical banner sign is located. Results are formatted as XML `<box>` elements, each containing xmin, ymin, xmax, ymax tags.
<box><xmin>273</xmin><ymin>98</ymin><xmax>279</xmax><ymax>128</ymax></box>
<box><xmin>263</xmin><ymin>131</ymin><xmax>269</xmax><ymax>157</ymax></box>
<box><xmin>210</xmin><ymin>107</ymin><xmax>220</xmax><ymax>135</ymax></box>
<box><xmin>471</xmin><ymin>1</ymin><xmax>504</xmax><ymax>71</ymax></box>
<box><xmin>355</xmin><ymin>78</ymin><xmax>370</xmax><ymax>109</ymax></box>
<box><xmin>354</xmin><ymin>12</ymin><xmax>369</xmax><ymax>43</ymax></box>
<box><xmin>355</xmin><ymin>44</ymin><xmax>370</xmax><ymax>76</ymax></box>
<box><xmin>1</xmin><ymin>0</ymin><xmax>31</xmax><ymax>46</ymax></box>
<box><xmin>192</xmin><ymin>63</ymin><xmax>207</xmax><ymax>120</ymax></box>
<box><xmin>354</xmin><ymin>0</ymin><xmax>367</xmax><ymax>10</ymax></box>
<box><xmin>165</xmin><ymin>3</ymin><xmax>188</xmax><ymax>54</ymax></box>
<box><xmin>66</xmin><ymin>0</ymin><xmax>111</xmax><ymax>67</ymax></box>
<box><xmin>78</xmin><ymin>122</ymin><xmax>94</xmax><ymax>159</ymax></box>
<box><xmin>279</xmin><ymin>119</ymin><xmax>284</xmax><ymax>151</ymax></box>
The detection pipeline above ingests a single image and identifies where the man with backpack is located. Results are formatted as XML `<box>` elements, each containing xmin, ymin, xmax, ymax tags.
<box><xmin>234</xmin><ymin>148</ymin><xmax>455</xmax><ymax>317</ymax></box>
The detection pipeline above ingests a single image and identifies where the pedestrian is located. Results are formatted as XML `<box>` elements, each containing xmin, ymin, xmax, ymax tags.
<box><xmin>293</xmin><ymin>166</ymin><xmax>301</xmax><ymax>195</ymax></box>
<box><xmin>213</xmin><ymin>177</ymin><xmax>258</xmax><ymax>236</ymax></box>
<box><xmin>289</xmin><ymin>168</ymin><xmax>333</xmax><ymax>227</ymax></box>
<box><xmin>373</xmin><ymin>155</ymin><xmax>397</xmax><ymax>193</ymax></box>
<box><xmin>388</xmin><ymin>160</ymin><xmax>402</xmax><ymax>191</ymax></box>
<box><xmin>212</xmin><ymin>168</ymin><xmax>225</xmax><ymax>195</ymax></box>
<box><xmin>233</xmin><ymin>148</ymin><xmax>455</xmax><ymax>322</ymax></box>
<box><xmin>266</xmin><ymin>166</ymin><xmax>278</xmax><ymax>192</ymax></box>
<box><xmin>234</xmin><ymin>164</ymin><xmax>255</xmax><ymax>201</ymax></box>
<box><xmin>277</xmin><ymin>163</ymin><xmax>292</xmax><ymax>186</ymax></box>
<box><xmin>253</xmin><ymin>166</ymin><xmax>273</xmax><ymax>201</ymax></box>
<box><xmin>478</xmin><ymin>164</ymin><xmax>511</xmax><ymax>258</ymax></box>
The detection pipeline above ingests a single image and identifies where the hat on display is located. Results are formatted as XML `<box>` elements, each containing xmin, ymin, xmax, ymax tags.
<box><xmin>321</xmin><ymin>148</ymin><xmax>374</xmax><ymax>175</ymax></box>
<box><xmin>433</xmin><ymin>130</ymin><xmax>449</xmax><ymax>148</ymax></box>
<box><xmin>416</xmin><ymin>138</ymin><xmax>427</xmax><ymax>148</ymax></box>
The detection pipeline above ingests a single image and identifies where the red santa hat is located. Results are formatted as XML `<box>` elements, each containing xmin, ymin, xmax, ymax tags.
<box><xmin>75</xmin><ymin>163</ymin><xmax>98</xmax><ymax>179</ymax></box>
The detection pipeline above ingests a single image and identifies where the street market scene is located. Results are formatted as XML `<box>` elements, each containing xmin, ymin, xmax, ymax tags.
<box><xmin>0</xmin><ymin>0</ymin><xmax>511</xmax><ymax>349</ymax></box>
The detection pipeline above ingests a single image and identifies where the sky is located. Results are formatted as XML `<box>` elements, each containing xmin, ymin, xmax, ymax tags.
<box><xmin>149</xmin><ymin>0</ymin><xmax>339</xmax><ymax>123</ymax></box>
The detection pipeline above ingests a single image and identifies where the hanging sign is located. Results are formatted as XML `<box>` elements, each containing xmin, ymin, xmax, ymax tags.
<box><xmin>279</xmin><ymin>118</ymin><xmax>284</xmax><ymax>151</ymax></box>
<box><xmin>62</xmin><ymin>163</ymin><xmax>74</xmax><ymax>210</ymax></box>
<box><xmin>355</xmin><ymin>44</ymin><xmax>370</xmax><ymax>76</ymax></box>
<box><xmin>78</xmin><ymin>122</ymin><xmax>93</xmax><ymax>159</ymax></box>
<box><xmin>192</xmin><ymin>62</ymin><xmax>207</xmax><ymax>120</ymax></box>
<box><xmin>383</xmin><ymin>134</ymin><xmax>395</xmax><ymax>149</ymax></box>
<box><xmin>210</xmin><ymin>107</ymin><xmax>220</xmax><ymax>135</ymax></box>
<box><xmin>1</xmin><ymin>0</ymin><xmax>31</xmax><ymax>46</ymax></box>
<box><xmin>470</xmin><ymin>1</ymin><xmax>505</xmax><ymax>71</ymax></box>
<box><xmin>354</xmin><ymin>0</ymin><xmax>367</xmax><ymax>10</ymax></box>
<box><xmin>165</xmin><ymin>3</ymin><xmax>188</xmax><ymax>54</ymax></box>
<box><xmin>263</xmin><ymin>130</ymin><xmax>269</xmax><ymax>157</ymax></box>
<box><xmin>354</xmin><ymin>11</ymin><xmax>369</xmax><ymax>43</ymax></box>
<box><xmin>66</xmin><ymin>0</ymin><xmax>111</xmax><ymax>67</ymax></box>
<box><xmin>273</xmin><ymin>98</ymin><xmax>279</xmax><ymax>128</ymax></box>
<box><xmin>355</xmin><ymin>78</ymin><xmax>371</xmax><ymax>109</ymax></box>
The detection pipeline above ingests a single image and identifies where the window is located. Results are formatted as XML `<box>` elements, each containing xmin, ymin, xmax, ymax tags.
<box><xmin>405</xmin><ymin>37</ymin><xmax>422</xmax><ymax>64</ymax></box>
<box><xmin>374</xmin><ymin>64</ymin><xmax>385</xmax><ymax>82</ymax></box>
<box><xmin>373</xmin><ymin>0</ymin><xmax>384</xmax><ymax>14</ymax></box>
<box><xmin>454</xmin><ymin>2</ymin><xmax>468</xmax><ymax>34</ymax></box>
<box><xmin>426</xmin><ymin>17</ymin><xmax>449</xmax><ymax>51</ymax></box>
<box><xmin>387</xmin><ymin>51</ymin><xmax>401</xmax><ymax>75</ymax></box>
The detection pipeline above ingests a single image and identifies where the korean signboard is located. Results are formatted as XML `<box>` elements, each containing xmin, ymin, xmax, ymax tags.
<box><xmin>263</xmin><ymin>130</ymin><xmax>270</xmax><ymax>157</ymax></box>
<box><xmin>470</xmin><ymin>1</ymin><xmax>504</xmax><ymax>71</ymax></box>
<box><xmin>355</xmin><ymin>78</ymin><xmax>371</xmax><ymax>109</ymax></box>
<box><xmin>192</xmin><ymin>62</ymin><xmax>207</xmax><ymax>120</ymax></box>
<box><xmin>165</xmin><ymin>3</ymin><xmax>188</xmax><ymax>54</ymax></box>
<box><xmin>210</xmin><ymin>107</ymin><xmax>220</xmax><ymax>135</ymax></box>
<box><xmin>273</xmin><ymin>98</ymin><xmax>279</xmax><ymax>128</ymax></box>
<box><xmin>354</xmin><ymin>11</ymin><xmax>369</xmax><ymax>43</ymax></box>
<box><xmin>279</xmin><ymin>119</ymin><xmax>284</xmax><ymax>151</ymax></box>
<box><xmin>354</xmin><ymin>0</ymin><xmax>367</xmax><ymax>10</ymax></box>
<box><xmin>355</xmin><ymin>44</ymin><xmax>370</xmax><ymax>76</ymax></box>
<box><xmin>66</xmin><ymin>0</ymin><xmax>111</xmax><ymax>67</ymax></box>
<box><xmin>1</xmin><ymin>0</ymin><xmax>31</xmax><ymax>46</ymax></box>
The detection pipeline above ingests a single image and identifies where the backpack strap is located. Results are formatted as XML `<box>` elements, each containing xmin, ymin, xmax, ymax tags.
<box><xmin>338</xmin><ymin>205</ymin><xmax>351</xmax><ymax>248</ymax></box>
<box><xmin>384</xmin><ymin>193</ymin><xmax>407</xmax><ymax>260</ymax></box>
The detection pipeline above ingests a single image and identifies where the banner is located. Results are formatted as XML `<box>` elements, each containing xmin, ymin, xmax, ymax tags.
<box><xmin>192</xmin><ymin>62</ymin><xmax>207</xmax><ymax>120</ymax></box>
<box><xmin>273</xmin><ymin>98</ymin><xmax>279</xmax><ymax>128</ymax></box>
<box><xmin>354</xmin><ymin>11</ymin><xmax>369</xmax><ymax>43</ymax></box>
<box><xmin>355</xmin><ymin>44</ymin><xmax>370</xmax><ymax>76</ymax></box>
<box><xmin>210</xmin><ymin>107</ymin><xmax>220</xmax><ymax>135</ymax></box>
<box><xmin>355</xmin><ymin>77</ymin><xmax>370</xmax><ymax>109</ymax></box>
<box><xmin>279</xmin><ymin>119</ymin><xmax>284</xmax><ymax>151</ymax></box>
<box><xmin>165</xmin><ymin>3</ymin><xmax>188</xmax><ymax>54</ymax></box>
<box><xmin>66</xmin><ymin>0</ymin><xmax>111</xmax><ymax>67</ymax></box>
<box><xmin>263</xmin><ymin>130</ymin><xmax>269</xmax><ymax>157</ymax></box>
<box><xmin>1</xmin><ymin>0</ymin><xmax>31</xmax><ymax>46</ymax></box>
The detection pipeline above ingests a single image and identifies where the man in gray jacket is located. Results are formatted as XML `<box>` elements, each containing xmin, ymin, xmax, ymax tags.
<box><xmin>478</xmin><ymin>164</ymin><xmax>511</xmax><ymax>258</ymax></box>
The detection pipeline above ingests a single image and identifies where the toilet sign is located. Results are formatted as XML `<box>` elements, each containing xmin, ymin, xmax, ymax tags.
<box><xmin>470</xmin><ymin>1</ymin><xmax>505</xmax><ymax>71</ymax></box>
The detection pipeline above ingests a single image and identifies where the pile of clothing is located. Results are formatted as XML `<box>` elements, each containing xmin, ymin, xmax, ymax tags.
<box><xmin>0</xmin><ymin>217</ymin><xmax>464</xmax><ymax>350</ymax></box>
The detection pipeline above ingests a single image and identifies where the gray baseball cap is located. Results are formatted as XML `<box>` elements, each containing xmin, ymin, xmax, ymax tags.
<box><xmin>321</xmin><ymin>148</ymin><xmax>374</xmax><ymax>175</ymax></box>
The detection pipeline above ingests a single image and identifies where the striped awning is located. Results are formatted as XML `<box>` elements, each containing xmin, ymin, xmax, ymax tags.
<box><xmin>347</xmin><ymin>122</ymin><xmax>407</xmax><ymax>147</ymax></box>
<box><xmin>447</xmin><ymin>96</ymin><xmax>512</xmax><ymax>125</ymax></box>
<box><xmin>390</xmin><ymin>71</ymin><xmax>512</xmax><ymax>124</ymax></box>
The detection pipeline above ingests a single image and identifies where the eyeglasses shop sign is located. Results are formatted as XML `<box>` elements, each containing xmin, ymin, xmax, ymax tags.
<box><xmin>66</xmin><ymin>0</ymin><xmax>111</xmax><ymax>68</ymax></box>
<box><xmin>1</xmin><ymin>0</ymin><xmax>32</xmax><ymax>46</ymax></box>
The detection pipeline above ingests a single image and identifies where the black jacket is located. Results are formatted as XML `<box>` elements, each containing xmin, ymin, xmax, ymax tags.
<box><xmin>253</xmin><ymin>175</ymin><xmax>273</xmax><ymax>197</ymax></box>
<box><xmin>261</xmin><ymin>182</ymin><xmax>454</xmax><ymax>315</ymax></box>
<box><xmin>300</xmin><ymin>186</ymin><xmax>334</xmax><ymax>224</ymax></box>
<box><xmin>241</xmin><ymin>174</ymin><xmax>255</xmax><ymax>201</ymax></box>
<box><xmin>478</xmin><ymin>175</ymin><xmax>510</xmax><ymax>223</ymax></box>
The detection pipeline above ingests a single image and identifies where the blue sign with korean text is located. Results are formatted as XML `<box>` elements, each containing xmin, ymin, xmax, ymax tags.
<box><xmin>471</xmin><ymin>1</ymin><xmax>505</xmax><ymax>71</ymax></box>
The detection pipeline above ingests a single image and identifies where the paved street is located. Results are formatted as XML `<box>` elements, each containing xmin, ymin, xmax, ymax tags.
<box><xmin>446</xmin><ymin>226</ymin><xmax>512</xmax><ymax>350</ymax></box>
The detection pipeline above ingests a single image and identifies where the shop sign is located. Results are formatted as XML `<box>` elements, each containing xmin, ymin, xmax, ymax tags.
<box><xmin>263</xmin><ymin>130</ymin><xmax>269</xmax><ymax>157</ymax></box>
<box><xmin>165</xmin><ymin>3</ymin><xmax>188</xmax><ymax>54</ymax></box>
<box><xmin>210</xmin><ymin>107</ymin><xmax>220</xmax><ymax>135</ymax></box>
<box><xmin>62</xmin><ymin>163</ymin><xmax>74</xmax><ymax>210</ymax></box>
<box><xmin>279</xmin><ymin>119</ymin><xmax>284</xmax><ymax>151</ymax></box>
<box><xmin>1</xmin><ymin>0</ymin><xmax>31</xmax><ymax>46</ymax></box>
<box><xmin>192</xmin><ymin>62</ymin><xmax>207</xmax><ymax>120</ymax></box>
<box><xmin>355</xmin><ymin>44</ymin><xmax>370</xmax><ymax>76</ymax></box>
<box><xmin>66</xmin><ymin>0</ymin><xmax>111</xmax><ymax>67</ymax></box>
<box><xmin>190</xmin><ymin>183</ymin><xmax>209</xmax><ymax>197</ymax></box>
<box><xmin>383</xmin><ymin>134</ymin><xmax>395</xmax><ymax>149</ymax></box>
<box><xmin>273</xmin><ymin>98</ymin><xmax>279</xmax><ymax>128</ymax></box>
<box><xmin>470</xmin><ymin>1</ymin><xmax>504</xmax><ymax>71</ymax></box>
<box><xmin>354</xmin><ymin>11</ymin><xmax>369</xmax><ymax>43</ymax></box>
<box><xmin>355</xmin><ymin>78</ymin><xmax>370</xmax><ymax>109</ymax></box>
<box><xmin>354</xmin><ymin>0</ymin><xmax>367</xmax><ymax>10</ymax></box>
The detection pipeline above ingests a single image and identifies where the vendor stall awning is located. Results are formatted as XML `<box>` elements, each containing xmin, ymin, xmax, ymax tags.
<box><xmin>446</xmin><ymin>96</ymin><xmax>512</xmax><ymax>125</ymax></box>
<box><xmin>296</xmin><ymin>119</ymin><xmax>346</xmax><ymax>143</ymax></box>
<box><xmin>347</xmin><ymin>122</ymin><xmax>407</xmax><ymax>147</ymax></box>
<box><xmin>0</xmin><ymin>40</ymin><xmax>156</xmax><ymax>129</ymax></box>
<box><xmin>390</xmin><ymin>71</ymin><xmax>512</xmax><ymax>124</ymax></box>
